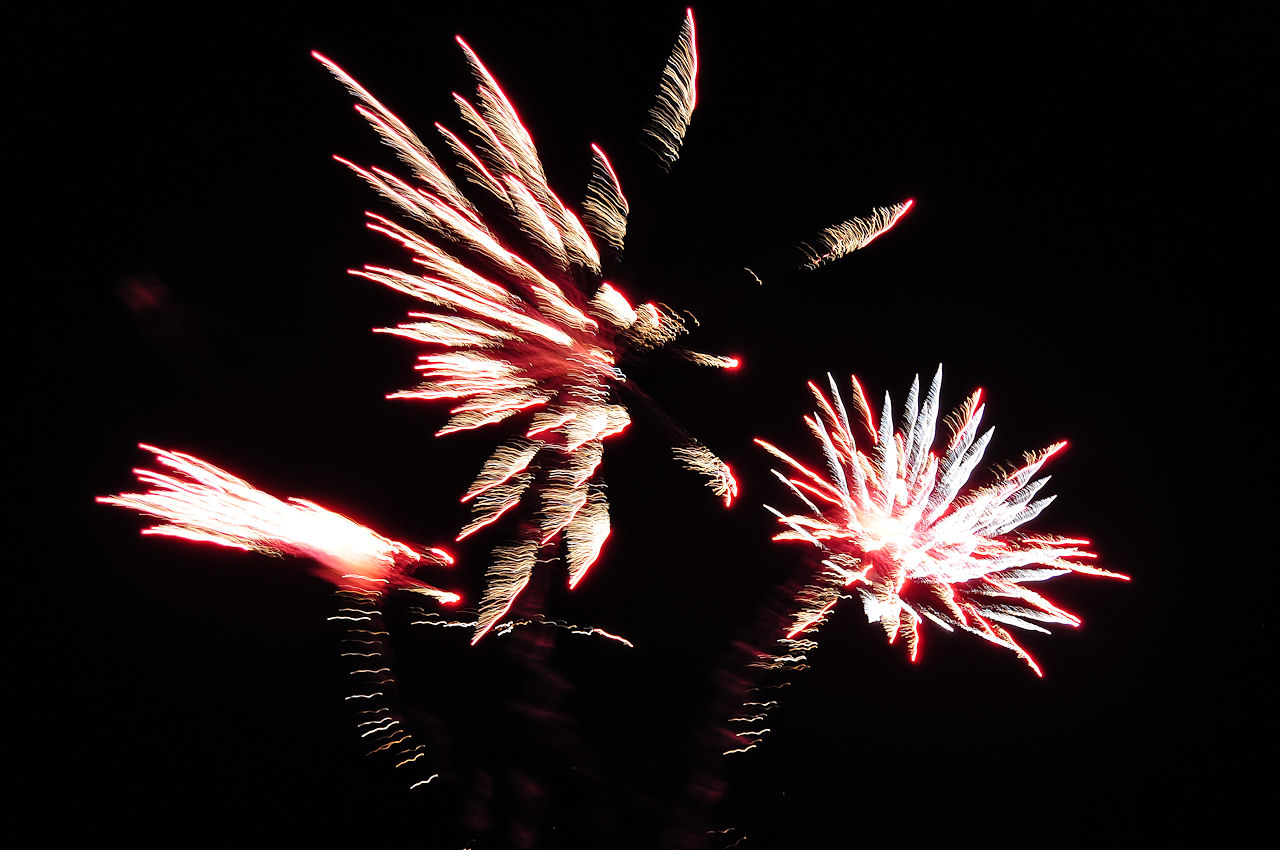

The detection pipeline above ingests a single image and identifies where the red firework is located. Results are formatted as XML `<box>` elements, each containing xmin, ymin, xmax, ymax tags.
<box><xmin>314</xmin><ymin>10</ymin><xmax>736</xmax><ymax>641</ymax></box>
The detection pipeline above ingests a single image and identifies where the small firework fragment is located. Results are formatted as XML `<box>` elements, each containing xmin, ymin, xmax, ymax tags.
<box><xmin>98</xmin><ymin>444</ymin><xmax>458</xmax><ymax>600</ymax></box>
<box><xmin>756</xmin><ymin>366</ymin><xmax>1127</xmax><ymax>675</ymax></box>
<box><xmin>314</xmin><ymin>9</ymin><xmax>734</xmax><ymax>642</ymax></box>
<box><xmin>799</xmin><ymin>199</ymin><xmax>914</xmax><ymax>270</ymax></box>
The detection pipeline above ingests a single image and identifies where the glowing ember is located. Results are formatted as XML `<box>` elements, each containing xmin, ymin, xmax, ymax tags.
<box><xmin>756</xmin><ymin>366</ymin><xmax>1127</xmax><ymax>675</ymax></box>
<box><xmin>98</xmin><ymin>444</ymin><xmax>457</xmax><ymax>600</ymax></box>
<box><xmin>314</xmin><ymin>8</ymin><xmax>733</xmax><ymax>641</ymax></box>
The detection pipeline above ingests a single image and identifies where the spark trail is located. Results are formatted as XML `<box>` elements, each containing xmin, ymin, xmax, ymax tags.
<box><xmin>314</xmin><ymin>9</ymin><xmax>735</xmax><ymax>643</ymax></box>
<box><xmin>730</xmin><ymin>367</ymin><xmax>1127</xmax><ymax>749</ymax></box>
<box><xmin>799</xmin><ymin>200</ymin><xmax>914</xmax><ymax>270</ymax></box>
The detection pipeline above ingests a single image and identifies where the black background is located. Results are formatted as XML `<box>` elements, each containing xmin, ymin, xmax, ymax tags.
<box><xmin>25</xmin><ymin>2</ymin><xmax>1265</xmax><ymax>846</ymax></box>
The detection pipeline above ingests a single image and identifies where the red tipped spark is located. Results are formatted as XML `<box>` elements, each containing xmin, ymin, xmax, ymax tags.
<box><xmin>317</xmin><ymin>14</ymin><xmax>733</xmax><ymax>640</ymax></box>
<box><xmin>758</xmin><ymin>366</ymin><xmax>1127</xmax><ymax>674</ymax></box>
<box><xmin>799</xmin><ymin>199</ymin><xmax>914</xmax><ymax>270</ymax></box>
<box><xmin>644</xmin><ymin>8</ymin><xmax>697</xmax><ymax>170</ymax></box>
<box><xmin>99</xmin><ymin>444</ymin><xmax>458</xmax><ymax>602</ymax></box>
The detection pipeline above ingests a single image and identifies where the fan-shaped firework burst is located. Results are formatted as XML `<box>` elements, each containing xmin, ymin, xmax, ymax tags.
<box><xmin>98</xmin><ymin>444</ymin><xmax>458</xmax><ymax>598</ymax></box>
<box><xmin>314</xmin><ymin>9</ymin><xmax>736</xmax><ymax>642</ymax></box>
<box><xmin>754</xmin><ymin>366</ymin><xmax>1127</xmax><ymax>675</ymax></box>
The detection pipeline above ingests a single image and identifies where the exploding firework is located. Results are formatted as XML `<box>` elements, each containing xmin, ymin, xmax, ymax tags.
<box><xmin>98</xmin><ymin>443</ymin><xmax>458</xmax><ymax>598</ymax></box>
<box><xmin>754</xmin><ymin>366</ymin><xmax>1127</xmax><ymax>675</ymax></box>
<box><xmin>99</xmin><ymin>444</ymin><xmax>460</xmax><ymax>781</ymax></box>
<box><xmin>314</xmin><ymin>9</ymin><xmax>736</xmax><ymax>642</ymax></box>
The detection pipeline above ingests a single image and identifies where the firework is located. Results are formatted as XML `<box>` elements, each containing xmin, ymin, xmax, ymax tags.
<box><xmin>799</xmin><ymin>199</ymin><xmax>914</xmax><ymax>270</ymax></box>
<box><xmin>644</xmin><ymin>9</ymin><xmax>698</xmax><ymax>170</ymax></box>
<box><xmin>99</xmin><ymin>444</ymin><xmax>460</xmax><ymax>783</ymax></box>
<box><xmin>98</xmin><ymin>444</ymin><xmax>458</xmax><ymax>599</ymax></box>
<box><xmin>755</xmin><ymin>366</ymin><xmax>1127</xmax><ymax>675</ymax></box>
<box><xmin>314</xmin><ymin>9</ymin><xmax>734</xmax><ymax>642</ymax></box>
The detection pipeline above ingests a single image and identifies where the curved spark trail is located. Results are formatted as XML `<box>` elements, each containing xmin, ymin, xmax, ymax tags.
<box><xmin>314</xmin><ymin>8</ymin><xmax>735</xmax><ymax>642</ymax></box>
<box><xmin>799</xmin><ymin>200</ymin><xmax>914</xmax><ymax>270</ymax></box>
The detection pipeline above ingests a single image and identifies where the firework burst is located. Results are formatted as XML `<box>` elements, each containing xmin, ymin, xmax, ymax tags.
<box><xmin>98</xmin><ymin>444</ymin><xmax>458</xmax><ymax>598</ymax></box>
<box><xmin>314</xmin><ymin>9</ymin><xmax>735</xmax><ymax>642</ymax></box>
<box><xmin>98</xmin><ymin>444</ymin><xmax>459</xmax><ymax>781</ymax></box>
<box><xmin>755</xmin><ymin>366</ymin><xmax>1127</xmax><ymax>675</ymax></box>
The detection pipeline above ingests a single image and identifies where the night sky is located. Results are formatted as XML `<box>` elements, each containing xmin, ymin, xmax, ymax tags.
<box><xmin>28</xmin><ymin>3</ymin><xmax>1264</xmax><ymax>847</ymax></box>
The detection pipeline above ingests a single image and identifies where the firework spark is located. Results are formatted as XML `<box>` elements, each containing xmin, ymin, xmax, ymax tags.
<box><xmin>314</xmin><ymin>8</ymin><xmax>734</xmax><ymax>642</ymax></box>
<box><xmin>755</xmin><ymin>366</ymin><xmax>1127</xmax><ymax>675</ymax></box>
<box><xmin>332</xmin><ymin>590</ymin><xmax>443</xmax><ymax>784</ymax></box>
<box><xmin>411</xmin><ymin>610</ymin><xmax>635</xmax><ymax>648</ymax></box>
<box><xmin>799</xmin><ymin>199</ymin><xmax>914</xmax><ymax>270</ymax></box>
<box><xmin>98</xmin><ymin>444</ymin><xmax>458</xmax><ymax>599</ymax></box>
<box><xmin>644</xmin><ymin>9</ymin><xmax>698</xmax><ymax>170</ymax></box>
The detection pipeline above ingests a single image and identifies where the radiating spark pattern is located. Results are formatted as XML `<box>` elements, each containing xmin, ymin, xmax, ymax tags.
<box><xmin>315</xmin><ymin>10</ymin><xmax>732</xmax><ymax>642</ymax></box>
<box><xmin>756</xmin><ymin>366</ymin><xmax>1128</xmax><ymax>675</ymax></box>
<box><xmin>97</xmin><ymin>444</ymin><xmax>457</xmax><ymax>598</ymax></box>
<box><xmin>799</xmin><ymin>199</ymin><xmax>914</xmax><ymax>270</ymax></box>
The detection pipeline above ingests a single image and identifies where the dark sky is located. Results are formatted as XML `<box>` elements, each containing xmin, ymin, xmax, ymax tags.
<box><xmin>27</xmin><ymin>2</ymin><xmax>1265</xmax><ymax>847</ymax></box>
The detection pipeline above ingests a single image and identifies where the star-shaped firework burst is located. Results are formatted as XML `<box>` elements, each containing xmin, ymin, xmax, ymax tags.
<box><xmin>756</xmin><ymin>366</ymin><xmax>1128</xmax><ymax>675</ymax></box>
